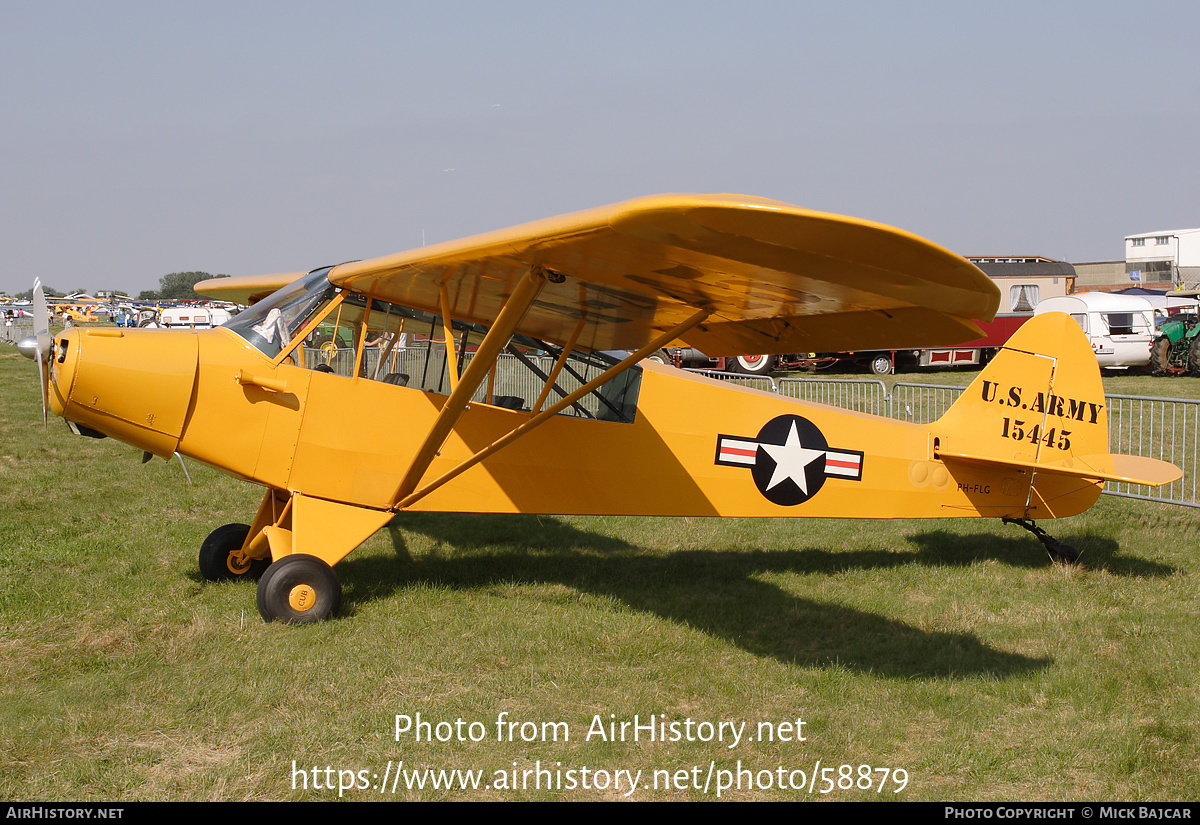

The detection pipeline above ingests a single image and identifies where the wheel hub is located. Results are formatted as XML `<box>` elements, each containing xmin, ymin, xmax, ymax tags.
<box><xmin>226</xmin><ymin>554</ymin><xmax>253</xmax><ymax>575</ymax></box>
<box><xmin>288</xmin><ymin>584</ymin><xmax>318</xmax><ymax>612</ymax></box>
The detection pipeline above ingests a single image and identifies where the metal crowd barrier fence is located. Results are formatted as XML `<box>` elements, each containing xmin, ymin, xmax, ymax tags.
<box><xmin>688</xmin><ymin>370</ymin><xmax>1199</xmax><ymax>508</ymax></box>
<box><xmin>887</xmin><ymin>382</ymin><xmax>966</xmax><ymax>424</ymax></box>
<box><xmin>2</xmin><ymin>319</ymin><xmax>77</xmax><ymax>345</ymax></box>
<box><xmin>777</xmin><ymin>376</ymin><xmax>892</xmax><ymax>417</ymax></box>
<box><xmin>1104</xmin><ymin>394</ymin><xmax>1200</xmax><ymax>507</ymax></box>
<box><xmin>1</xmin><ymin>320</ymin><xmax>35</xmax><ymax>344</ymax></box>
<box><xmin>682</xmin><ymin>368</ymin><xmax>779</xmax><ymax>394</ymax></box>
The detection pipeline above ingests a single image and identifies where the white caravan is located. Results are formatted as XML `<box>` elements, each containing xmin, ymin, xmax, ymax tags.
<box><xmin>159</xmin><ymin>306</ymin><xmax>233</xmax><ymax>329</ymax></box>
<box><xmin>1034</xmin><ymin>292</ymin><xmax>1155</xmax><ymax>368</ymax></box>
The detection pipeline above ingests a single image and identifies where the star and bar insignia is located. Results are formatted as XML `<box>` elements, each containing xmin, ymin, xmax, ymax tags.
<box><xmin>715</xmin><ymin>414</ymin><xmax>863</xmax><ymax>506</ymax></box>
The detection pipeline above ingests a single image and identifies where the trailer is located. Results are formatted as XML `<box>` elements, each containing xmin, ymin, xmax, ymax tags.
<box><xmin>1034</xmin><ymin>292</ymin><xmax>1155</xmax><ymax>369</ymax></box>
<box><xmin>159</xmin><ymin>305</ymin><xmax>232</xmax><ymax>329</ymax></box>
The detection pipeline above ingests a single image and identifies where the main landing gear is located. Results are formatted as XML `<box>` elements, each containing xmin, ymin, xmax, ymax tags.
<box><xmin>197</xmin><ymin>489</ymin><xmax>391</xmax><ymax>624</ymax></box>
<box><xmin>199</xmin><ymin>522</ymin><xmax>343</xmax><ymax>622</ymax></box>
<box><xmin>1002</xmin><ymin>517</ymin><xmax>1080</xmax><ymax>564</ymax></box>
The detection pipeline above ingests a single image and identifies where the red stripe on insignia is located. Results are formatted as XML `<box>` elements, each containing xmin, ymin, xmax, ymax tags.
<box><xmin>721</xmin><ymin>446</ymin><xmax>757</xmax><ymax>458</ymax></box>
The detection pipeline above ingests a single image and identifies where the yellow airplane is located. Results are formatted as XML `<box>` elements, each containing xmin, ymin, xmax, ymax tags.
<box><xmin>20</xmin><ymin>194</ymin><xmax>1181</xmax><ymax>623</ymax></box>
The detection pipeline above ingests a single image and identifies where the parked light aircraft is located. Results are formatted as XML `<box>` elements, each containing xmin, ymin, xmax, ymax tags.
<box><xmin>20</xmin><ymin>194</ymin><xmax>1181</xmax><ymax>623</ymax></box>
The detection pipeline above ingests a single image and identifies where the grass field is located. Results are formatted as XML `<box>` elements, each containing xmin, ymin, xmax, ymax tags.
<box><xmin>1</xmin><ymin>345</ymin><xmax>1198</xmax><ymax>801</ymax></box>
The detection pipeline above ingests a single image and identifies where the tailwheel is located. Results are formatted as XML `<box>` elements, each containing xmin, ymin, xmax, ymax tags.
<box><xmin>1002</xmin><ymin>517</ymin><xmax>1080</xmax><ymax>564</ymax></box>
<box><xmin>257</xmin><ymin>554</ymin><xmax>342</xmax><ymax>624</ymax></box>
<box><xmin>199</xmin><ymin>523</ymin><xmax>269</xmax><ymax>581</ymax></box>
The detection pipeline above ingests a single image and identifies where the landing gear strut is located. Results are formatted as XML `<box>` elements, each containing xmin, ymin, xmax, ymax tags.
<box><xmin>1002</xmin><ymin>517</ymin><xmax>1080</xmax><ymax>564</ymax></box>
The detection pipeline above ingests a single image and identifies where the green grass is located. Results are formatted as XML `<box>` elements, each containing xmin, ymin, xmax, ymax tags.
<box><xmin>1</xmin><ymin>345</ymin><xmax>1198</xmax><ymax>800</ymax></box>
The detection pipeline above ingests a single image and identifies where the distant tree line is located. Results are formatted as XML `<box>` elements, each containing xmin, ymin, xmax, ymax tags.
<box><xmin>11</xmin><ymin>272</ymin><xmax>229</xmax><ymax>302</ymax></box>
<box><xmin>12</xmin><ymin>285</ymin><xmax>71</xmax><ymax>300</ymax></box>
<box><xmin>137</xmin><ymin>272</ymin><xmax>229</xmax><ymax>301</ymax></box>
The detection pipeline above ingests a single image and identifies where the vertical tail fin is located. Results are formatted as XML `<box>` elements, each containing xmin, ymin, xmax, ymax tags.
<box><xmin>932</xmin><ymin>312</ymin><xmax>1179</xmax><ymax>518</ymax></box>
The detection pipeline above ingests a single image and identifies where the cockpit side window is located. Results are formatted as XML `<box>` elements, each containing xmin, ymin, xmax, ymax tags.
<box><xmin>231</xmin><ymin>280</ymin><xmax>642</xmax><ymax>423</ymax></box>
<box><xmin>299</xmin><ymin>293</ymin><xmax>409</xmax><ymax>380</ymax></box>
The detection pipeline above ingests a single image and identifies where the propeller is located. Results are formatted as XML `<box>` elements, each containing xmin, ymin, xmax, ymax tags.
<box><xmin>16</xmin><ymin>278</ymin><xmax>53</xmax><ymax>424</ymax></box>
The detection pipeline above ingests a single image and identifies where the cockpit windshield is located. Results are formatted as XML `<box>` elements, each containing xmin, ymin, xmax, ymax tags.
<box><xmin>224</xmin><ymin>267</ymin><xmax>337</xmax><ymax>357</ymax></box>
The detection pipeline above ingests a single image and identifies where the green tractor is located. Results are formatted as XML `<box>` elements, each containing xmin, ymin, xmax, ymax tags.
<box><xmin>1148</xmin><ymin>311</ymin><xmax>1200</xmax><ymax>376</ymax></box>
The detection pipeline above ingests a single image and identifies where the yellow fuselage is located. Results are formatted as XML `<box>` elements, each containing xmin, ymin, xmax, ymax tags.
<box><xmin>48</xmin><ymin>325</ymin><xmax>1101</xmax><ymax>524</ymax></box>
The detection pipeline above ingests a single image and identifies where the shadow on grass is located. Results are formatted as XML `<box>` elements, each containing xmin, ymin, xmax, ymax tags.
<box><xmin>907</xmin><ymin>530</ymin><xmax>1178</xmax><ymax>578</ymax></box>
<box><xmin>330</xmin><ymin>514</ymin><xmax>1054</xmax><ymax>680</ymax></box>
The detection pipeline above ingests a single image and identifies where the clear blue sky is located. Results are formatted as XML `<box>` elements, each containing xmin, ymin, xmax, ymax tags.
<box><xmin>2</xmin><ymin>0</ymin><xmax>1197</xmax><ymax>296</ymax></box>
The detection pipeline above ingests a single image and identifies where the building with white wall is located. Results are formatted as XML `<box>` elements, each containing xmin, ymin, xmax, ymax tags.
<box><xmin>1125</xmin><ymin>228</ymin><xmax>1200</xmax><ymax>288</ymax></box>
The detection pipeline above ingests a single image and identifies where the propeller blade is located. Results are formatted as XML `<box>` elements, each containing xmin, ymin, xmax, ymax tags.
<box><xmin>32</xmin><ymin>277</ymin><xmax>51</xmax><ymax>362</ymax></box>
<box><xmin>31</xmin><ymin>278</ymin><xmax>52</xmax><ymax>425</ymax></box>
<box><xmin>36</xmin><ymin>348</ymin><xmax>48</xmax><ymax>425</ymax></box>
<box><xmin>28</xmin><ymin>281</ymin><xmax>53</xmax><ymax>424</ymax></box>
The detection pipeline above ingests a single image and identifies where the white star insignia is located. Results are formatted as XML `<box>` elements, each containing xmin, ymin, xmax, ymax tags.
<box><xmin>759</xmin><ymin>421</ymin><xmax>825</xmax><ymax>494</ymax></box>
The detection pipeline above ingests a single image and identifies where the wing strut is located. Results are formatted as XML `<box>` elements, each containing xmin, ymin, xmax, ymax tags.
<box><xmin>393</xmin><ymin>268</ymin><xmax>550</xmax><ymax>502</ymax></box>
<box><xmin>391</xmin><ymin>308</ymin><xmax>712</xmax><ymax>511</ymax></box>
<box><xmin>530</xmin><ymin>316</ymin><xmax>587</xmax><ymax>415</ymax></box>
<box><xmin>439</xmin><ymin>282</ymin><xmax>461</xmax><ymax>390</ymax></box>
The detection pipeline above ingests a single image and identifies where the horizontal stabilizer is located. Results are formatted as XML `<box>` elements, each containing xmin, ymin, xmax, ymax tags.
<box><xmin>937</xmin><ymin>449</ymin><xmax>1182</xmax><ymax>487</ymax></box>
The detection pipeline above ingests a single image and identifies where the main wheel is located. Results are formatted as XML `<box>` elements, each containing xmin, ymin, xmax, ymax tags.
<box><xmin>199</xmin><ymin>523</ymin><xmax>268</xmax><ymax>581</ymax></box>
<box><xmin>256</xmin><ymin>554</ymin><xmax>342</xmax><ymax>624</ymax></box>
<box><xmin>869</xmin><ymin>354</ymin><xmax>893</xmax><ymax>375</ymax></box>
<box><xmin>728</xmin><ymin>354</ymin><xmax>775</xmax><ymax>376</ymax></box>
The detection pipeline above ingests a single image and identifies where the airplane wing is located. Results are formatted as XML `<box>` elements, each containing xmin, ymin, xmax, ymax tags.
<box><xmin>195</xmin><ymin>272</ymin><xmax>307</xmax><ymax>306</ymax></box>
<box><xmin>208</xmin><ymin>194</ymin><xmax>1000</xmax><ymax>356</ymax></box>
<box><xmin>328</xmin><ymin>194</ymin><xmax>998</xmax><ymax>356</ymax></box>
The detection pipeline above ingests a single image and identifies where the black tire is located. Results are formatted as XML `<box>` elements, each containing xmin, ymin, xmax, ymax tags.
<box><xmin>728</xmin><ymin>354</ymin><xmax>775</xmax><ymax>376</ymax></box>
<box><xmin>645</xmin><ymin>348</ymin><xmax>673</xmax><ymax>366</ymax></box>
<box><xmin>1050</xmin><ymin>544</ymin><xmax>1080</xmax><ymax>565</ymax></box>
<box><xmin>256</xmin><ymin>554</ymin><xmax>342</xmax><ymax>624</ymax></box>
<box><xmin>1188</xmin><ymin>336</ymin><xmax>1200</xmax><ymax>377</ymax></box>
<box><xmin>198</xmin><ymin>523</ymin><xmax>267</xmax><ymax>581</ymax></box>
<box><xmin>869</xmin><ymin>354</ymin><xmax>893</xmax><ymax>376</ymax></box>
<box><xmin>1148</xmin><ymin>336</ymin><xmax>1172</xmax><ymax>375</ymax></box>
